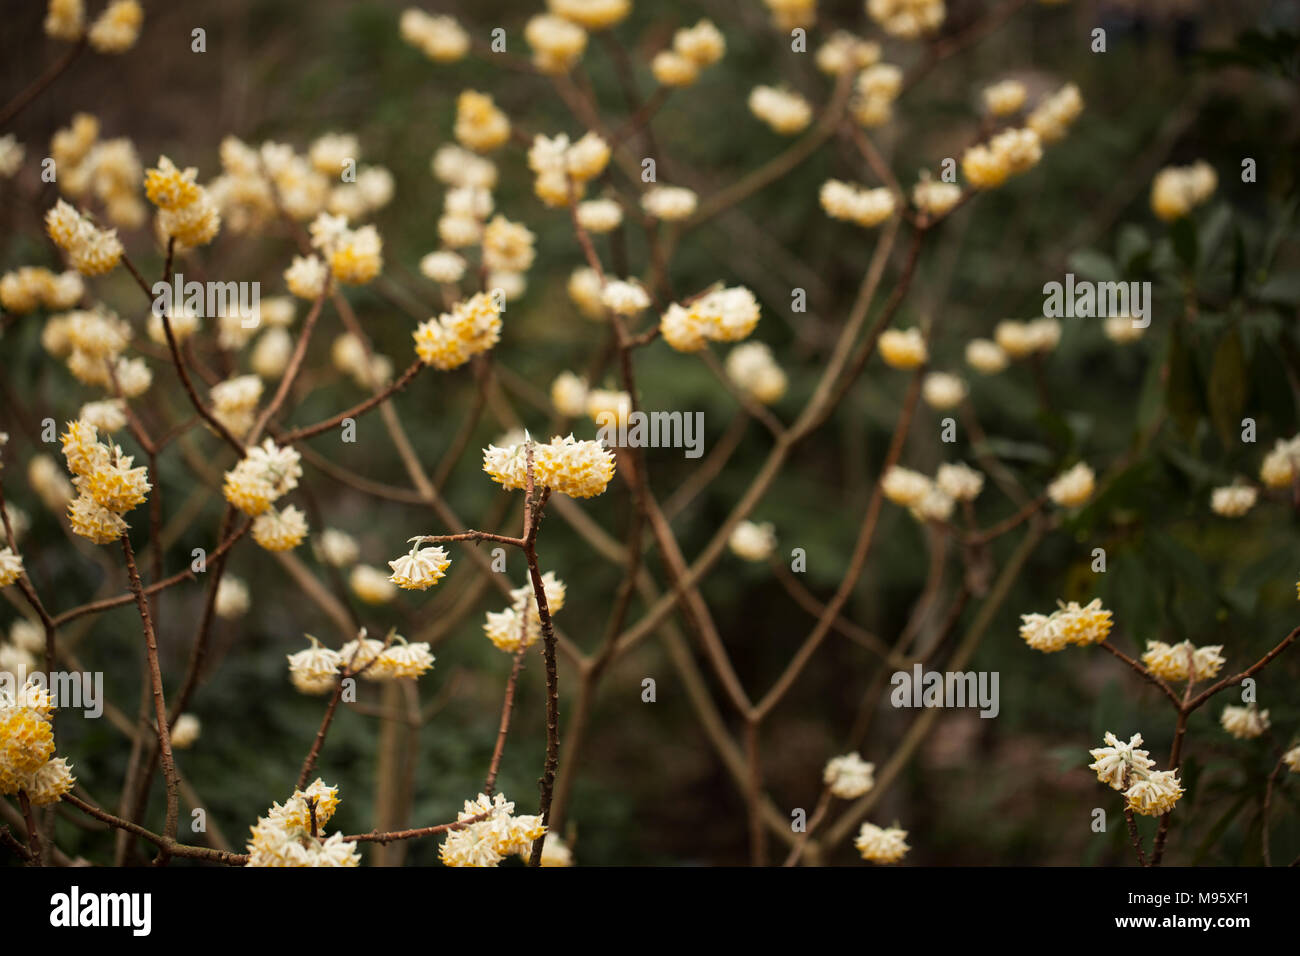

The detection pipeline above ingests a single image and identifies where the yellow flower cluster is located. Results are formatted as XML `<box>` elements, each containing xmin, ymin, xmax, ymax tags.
<box><xmin>642</xmin><ymin>185</ymin><xmax>698</xmax><ymax>221</ymax></box>
<box><xmin>45</xmin><ymin>200</ymin><xmax>123</xmax><ymax>276</ymax></box>
<box><xmin>1150</xmin><ymin>161</ymin><xmax>1217</xmax><ymax>222</ymax></box>
<box><xmin>145</xmin><ymin>156</ymin><xmax>221</xmax><ymax>250</ymax></box>
<box><xmin>1019</xmin><ymin>598</ymin><xmax>1113</xmax><ymax>653</ymax></box>
<box><xmin>725</xmin><ymin>342</ymin><xmax>787</xmax><ymax>404</ymax></box>
<box><xmin>482</xmin><ymin>215</ymin><xmax>536</xmax><ymax>273</ymax></box>
<box><xmin>854</xmin><ymin>821</ymin><xmax>910</xmax><ymax>864</ymax></box>
<box><xmin>306</xmin><ymin>211</ymin><xmax>382</xmax><ymax>286</ymax></box>
<box><xmin>527</xmin><ymin>131</ymin><xmax>611</xmax><ymax>206</ymax></box>
<box><xmin>0</xmin><ymin>267</ymin><xmax>83</xmax><ymax>314</ymax></box>
<box><xmin>762</xmin><ymin>0</ymin><xmax>816</xmax><ymax>32</ymax></box>
<box><xmin>60</xmin><ymin>419</ymin><xmax>149</xmax><ymax>544</ymax></box>
<box><xmin>285</xmin><ymin>636</ymin><xmax>343</xmax><ymax>694</ymax></box>
<box><xmin>962</xmin><ymin>128</ymin><xmax>1042</xmax><ymax>189</ymax></box>
<box><xmin>815</xmin><ymin>31</ymin><xmax>880</xmax><ymax>75</ymax></box>
<box><xmin>413</xmin><ymin>291</ymin><xmax>504</xmax><ymax>370</ymax></box>
<box><xmin>1209</xmin><ymin>485</ymin><xmax>1256</xmax><ymax>518</ymax></box>
<box><xmin>749</xmin><ymin>86</ymin><xmax>813</xmax><ymax>135</ymax></box>
<box><xmin>483</xmin><ymin>571</ymin><xmax>567</xmax><ymax>653</ymax></box>
<box><xmin>47</xmin><ymin>113</ymin><xmax>144</xmax><ymax>224</ymax></box>
<box><xmin>868</xmin><ymin>0</ymin><xmax>945</xmax><ymax>38</ymax></box>
<box><xmin>245</xmin><ymin>778</ymin><xmax>360</xmax><ymax>867</ymax></box>
<box><xmin>549</xmin><ymin>0</ymin><xmax>631</xmax><ymax>31</ymax></box>
<box><xmin>1089</xmin><ymin>732</ymin><xmax>1183</xmax><ymax>817</ymax></box>
<box><xmin>912</xmin><ymin>175</ymin><xmax>963</xmax><ymax>219</ymax></box>
<box><xmin>388</xmin><ymin>542</ymin><xmax>452</xmax><ymax>591</ymax></box>
<box><xmin>652</xmin><ymin>20</ymin><xmax>725</xmax><ymax>88</ymax></box>
<box><xmin>1</xmin><ymin>681</ymin><xmax>74</xmax><ymax>805</ymax></box>
<box><xmin>482</xmin><ymin>434</ymin><xmax>616</xmax><ymax>499</ymax></box>
<box><xmin>45</xmin><ymin>0</ymin><xmax>84</xmax><ymax>41</ymax></box>
<box><xmin>222</xmin><ymin>439</ymin><xmax>303</xmax><ymax>517</ymax></box>
<box><xmin>399</xmin><ymin>9</ymin><xmax>469</xmax><ymax>63</ymax></box>
<box><xmin>659</xmin><ymin>286</ymin><xmax>761</xmax><ymax>353</ymax></box>
<box><xmin>994</xmin><ymin>317</ymin><xmax>1061</xmax><ymax>359</ymax></box>
<box><xmin>881</xmin><ymin>463</ymin><xmax>980</xmax><ymax>524</ymax></box>
<box><xmin>209</xmin><ymin>374</ymin><xmax>264</xmax><ymax>439</ymax></box>
<box><xmin>1142</xmin><ymin>641</ymin><xmax>1225</xmax><ymax>683</ymax></box>
<box><xmin>251</xmin><ymin>505</ymin><xmax>308</xmax><ymax>552</ymax></box>
<box><xmin>1220</xmin><ymin>703</ymin><xmax>1269</xmax><ymax>740</ymax></box>
<box><xmin>439</xmin><ymin>792</ymin><xmax>547</xmax><ymax>867</ymax></box>
<box><xmin>86</xmin><ymin>0</ymin><xmax>143</xmax><ymax>54</ymax></box>
<box><xmin>0</xmin><ymin>547</ymin><xmax>23</xmax><ymax>588</ymax></box>
<box><xmin>1027</xmin><ymin>83</ymin><xmax>1084</xmax><ymax>143</ymax></box>
<box><xmin>455</xmin><ymin>91</ymin><xmax>511</xmax><ymax>153</ymax></box>
<box><xmin>879</xmin><ymin>327</ymin><xmax>927</xmax><ymax>369</ymax></box>
<box><xmin>983</xmin><ymin>79</ymin><xmax>1027</xmax><ymax>117</ymax></box>
<box><xmin>1260</xmin><ymin>434</ymin><xmax>1300</xmax><ymax>488</ymax></box>
<box><xmin>1046</xmin><ymin>461</ymin><xmax>1094</xmax><ymax>508</ymax></box>
<box><xmin>42</xmin><ymin>307</ymin><xmax>149</xmax><ymax>394</ymax></box>
<box><xmin>820</xmin><ymin>180</ymin><xmax>896</xmax><ymax>228</ymax></box>
<box><xmin>852</xmin><ymin>64</ymin><xmax>903</xmax><ymax>128</ymax></box>
<box><xmin>525</xmin><ymin>14</ymin><xmax>588</xmax><ymax>74</ymax></box>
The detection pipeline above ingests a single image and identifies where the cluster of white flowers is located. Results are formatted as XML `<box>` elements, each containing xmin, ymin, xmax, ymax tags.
<box><xmin>438</xmin><ymin>792</ymin><xmax>547</xmax><ymax>867</ymax></box>
<box><xmin>1019</xmin><ymin>598</ymin><xmax>1113</xmax><ymax>653</ymax></box>
<box><xmin>824</xmin><ymin>752</ymin><xmax>875</xmax><ymax>799</ymax></box>
<box><xmin>483</xmin><ymin>572</ymin><xmax>567</xmax><ymax>653</ymax></box>
<box><xmin>659</xmin><ymin>286</ymin><xmax>761</xmax><ymax>352</ymax></box>
<box><xmin>1088</xmin><ymin>732</ymin><xmax>1183</xmax><ymax>817</ymax></box>
<box><xmin>286</xmin><ymin>630</ymin><xmax>435</xmax><ymax>695</ymax></box>
<box><xmin>245</xmin><ymin>779</ymin><xmax>360</xmax><ymax>867</ymax></box>
<box><xmin>881</xmin><ymin>462</ymin><xmax>984</xmax><ymax>524</ymax></box>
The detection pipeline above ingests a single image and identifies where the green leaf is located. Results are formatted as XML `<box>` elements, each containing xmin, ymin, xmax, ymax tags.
<box><xmin>1171</xmin><ymin>216</ymin><xmax>1198</xmax><ymax>272</ymax></box>
<box><xmin>1166</xmin><ymin>324</ymin><xmax>1203</xmax><ymax>440</ymax></box>
<box><xmin>1206</xmin><ymin>328</ymin><xmax>1247</xmax><ymax>448</ymax></box>
<box><xmin>1116</xmin><ymin>224</ymin><xmax>1151</xmax><ymax>276</ymax></box>
<box><xmin>1199</xmin><ymin>204</ymin><xmax>1233</xmax><ymax>269</ymax></box>
<box><xmin>1253</xmin><ymin>273</ymin><xmax>1300</xmax><ymax>306</ymax></box>
<box><xmin>1067</xmin><ymin>248</ymin><xmax>1120</xmax><ymax>283</ymax></box>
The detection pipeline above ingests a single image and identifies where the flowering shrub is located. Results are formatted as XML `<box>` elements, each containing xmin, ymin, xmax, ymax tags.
<box><xmin>0</xmin><ymin>0</ymin><xmax>1297</xmax><ymax>869</ymax></box>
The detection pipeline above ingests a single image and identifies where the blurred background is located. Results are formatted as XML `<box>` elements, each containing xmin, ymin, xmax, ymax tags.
<box><xmin>1</xmin><ymin>0</ymin><xmax>1298</xmax><ymax>865</ymax></box>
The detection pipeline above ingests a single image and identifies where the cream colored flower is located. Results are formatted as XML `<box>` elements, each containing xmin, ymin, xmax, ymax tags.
<box><xmin>1088</xmin><ymin>732</ymin><xmax>1155</xmax><ymax>791</ymax></box>
<box><xmin>388</xmin><ymin>543</ymin><xmax>451</xmax><ymax>591</ymax></box>
<box><xmin>642</xmin><ymin>186</ymin><xmax>697</xmax><ymax>221</ymax></box>
<box><xmin>983</xmin><ymin>79</ymin><xmax>1027</xmax><ymax>116</ymax></box>
<box><xmin>935</xmin><ymin>462</ymin><xmax>983</xmax><ymax>501</ymax></box>
<box><xmin>749</xmin><ymin>86</ymin><xmax>813</xmax><ymax>135</ymax></box>
<box><xmin>1047</xmin><ymin>462</ymin><xmax>1094</xmax><ymax>508</ymax></box>
<box><xmin>824</xmin><ymin>752</ymin><xmax>875</xmax><ymax>799</ymax></box>
<box><xmin>251</xmin><ymin>505</ymin><xmax>307</xmax><ymax>552</ymax></box>
<box><xmin>921</xmin><ymin>372</ymin><xmax>966</xmax><ymax>409</ymax></box>
<box><xmin>1142</xmin><ymin>641</ymin><xmax>1224</xmax><ymax>683</ymax></box>
<box><xmin>350</xmin><ymin>564</ymin><xmax>397</xmax><ymax>604</ymax></box>
<box><xmin>1220</xmin><ymin>703</ymin><xmax>1269</xmax><ymax>740</ymax></box>
<box><xmin>287</xmin><ymin>636</ymin><xmax>342</xmax><ymax>695</ymax></box>
<box><xmin>881</xmin><ymin>466</ymin><xmax>931</xmax><ymax>508</ymax></box>
<box><xmin>879</xmin><ymin>328</ymin><xmax>927</xmax><ymax>370</ymax></box>
<box><xmin>725</xmin><ymin>342</ymin><xmax>787</xmax><ymax>404</ymax></box>
<box><xmin>170</xmin><ymin>714</ymin><xmax>201</xmax><ymax>749</ymax></box>
<box><xmin>855</xmin><ymin>822</ymin><xmax>910</xmax><ymax>863</ymax></box>
<box><xmin>729</xmin><ymin>521</ymin><xmax>776</xmax><ymax>562</ymax></box>
<box><xmin>214</xmin><ymin>576</ymin><xmax>250</xmax><ymax>619</ymax></box>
